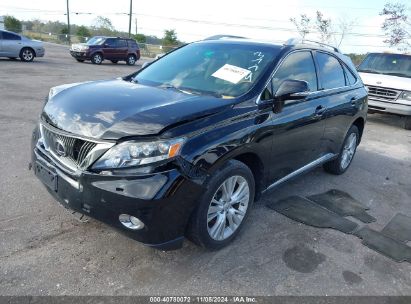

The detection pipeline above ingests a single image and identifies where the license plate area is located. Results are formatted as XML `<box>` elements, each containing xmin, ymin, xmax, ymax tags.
<box><xmin>34</xmin><ymin>161</ymin><xmax>58</xmax><ymax>191</ymax></box>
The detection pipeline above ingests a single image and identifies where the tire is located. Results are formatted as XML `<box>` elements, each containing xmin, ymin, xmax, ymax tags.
<box><xmin>91</xmin><ymin>53</ymin><xmax>103</xmax><ymax>64</ymax></box>
<box><xmin>111</xmin><ymin>60</ymin><xmax>118</xmax><ymax>64</ymax></box>
<box><xmin>19</xmin><ymin>48</ymin><xmax>35</xmax><ymax>62</ymax></box>
<box><xmin>403</xmin><ymin>116</ymin><xmax>411</xmax><ymax>130</ymax></box>
<box><xmin>76</xmin><ymin>59</ymin><xmax>85</xmax><ymax>62</ymax></box>
<box><xmin>323</xmin><ymin>125</ymin><xmax>359</xmax><ymax>175</ymax></box>
<box><xmin>187</xmin><ymin>160</ymin><xmax>255</xmax><ymax>249</ymax></box>
<box><xmin>126</xmin><ymin>54</ymin><xmax>136</xmax><ymax>66</ymax></box>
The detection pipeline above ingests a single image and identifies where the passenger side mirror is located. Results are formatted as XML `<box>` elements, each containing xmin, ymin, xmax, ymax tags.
<box><xmin>274</xmin><ymin>79</ymin><xmax>309</xmax><ymax>101</ymax></box>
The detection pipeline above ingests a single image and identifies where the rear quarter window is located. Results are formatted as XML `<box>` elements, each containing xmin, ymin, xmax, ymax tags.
<box><xmin>128</xmin><ymin>40</ymin><xmax>139</xmax><ymax>48</ymax></box>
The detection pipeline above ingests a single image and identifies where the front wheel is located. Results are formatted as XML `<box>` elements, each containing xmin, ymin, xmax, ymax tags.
<box><xmin>91</xmin><ymin>53</ymin><xmax>103</xmax><ymax>64</ymax></box>
<box><xmin>187</xmin><ymin>160</ymin><xmax>255</xmax><ymax>249</ymax></box>
<box><xmin>20</xmin><ymin>48</ymin><xmax>34</xmax><ymax>62</ymax></box>
<box><xmin>323</xmin><ymin>125</ymin><xmax>359</xmax><ymax>175</ymax></box>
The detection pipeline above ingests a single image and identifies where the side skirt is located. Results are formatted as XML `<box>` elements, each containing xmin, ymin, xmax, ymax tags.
<box><xmin>262</xmin><ymin>153</ymin><xmax>337</xmax><ymax>193</ymax></box>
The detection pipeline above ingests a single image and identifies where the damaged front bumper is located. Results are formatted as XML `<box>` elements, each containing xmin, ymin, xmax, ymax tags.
<box><xmin>30</xmin><ymin>127</ymin><xmax>205</xmax><ymax>250</ymax></box>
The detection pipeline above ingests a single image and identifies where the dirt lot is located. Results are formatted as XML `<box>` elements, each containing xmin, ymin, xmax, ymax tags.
<box><xmin>0</xmin><ymin>43</ymin><xmax>410</xmax><ymax>296</ymax></box>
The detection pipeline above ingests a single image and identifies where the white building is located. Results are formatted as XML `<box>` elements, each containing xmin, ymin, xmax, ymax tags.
<box><xmin>0</xmin><ymin>16</ymin><xmax>4</xmax><ymax>30</ymax></box>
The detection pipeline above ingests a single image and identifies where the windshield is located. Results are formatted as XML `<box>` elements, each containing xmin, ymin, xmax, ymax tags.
<box><xmin>134</xmin><ymin>42</ymin><xmax>278</xmax><ymax>98</ymax></box>
<box><xmin>358</xmin><ymin>53</ymin><xmax>411</xmax><ymax>78</ymax></box>
<box><xmin>86</xmin><ymin>37</ymin><xmax>105</xmax><ymax>45</ymax></box>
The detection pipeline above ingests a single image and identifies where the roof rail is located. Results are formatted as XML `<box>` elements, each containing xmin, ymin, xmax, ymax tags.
<box><xmin>285</xmin><ymin>38</ymin><xmax>340</xmax><ymax>53</ymax></box>
<box><xmin>204</xmin><ymin>35</ymin><xmax>247</xmax><ymax>41</ymax></box>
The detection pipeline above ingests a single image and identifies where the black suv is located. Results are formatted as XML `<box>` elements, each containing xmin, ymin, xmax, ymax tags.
<box><xmin>69</xmin><ymin>36</ymin><xmax>140</xmax><ymax>65</ymax></box>
<box><xmin>32</xmin><ymin>38</ymin><xmax>367</xmax><ymax>250</ymax></box>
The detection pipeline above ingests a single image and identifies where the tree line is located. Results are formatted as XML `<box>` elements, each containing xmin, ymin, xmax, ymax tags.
<box><xmin>2</xmin><ymin>15</ymin><xmax>180</xmax><ymax>46</ymax></box>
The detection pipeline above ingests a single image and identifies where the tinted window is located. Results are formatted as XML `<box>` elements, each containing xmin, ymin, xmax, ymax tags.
<box><xmin>118</xmin><ymin>39</ymin><xmax>127</xmax><ymax>47</ymax></box>
<box><xmin>343</xmin><ymin>65</ymin><xmax>356</xmax><ymax>85</ymax></box>
<box><xmin>272</xmin><ymin>51</ymin><xmax>318</xmax><ymax>92</ymax></box>
<box><xmin>128</xmin><ymin>40</ymin><xmax>139</xmax><ymax>48</ymax></box>
<box><xmin>316</xmin><ymin>52</ymin><xmax>346</xmax><ymax>89</ymax></box>
<box><xmin>3</xmin><ymin>32</ymin><xmax>21</xmax><ymax>40</ymax></box>
<box><xmin>104</xmin><ymin>38</ymin><xmax>117</xmax><ymax>47</ymax></box>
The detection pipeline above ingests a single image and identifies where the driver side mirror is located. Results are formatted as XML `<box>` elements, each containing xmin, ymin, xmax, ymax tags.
<box><xmin>274</xmin><ymin>79</ymin><xmax>309</xmax><ymax>101</ymax></box>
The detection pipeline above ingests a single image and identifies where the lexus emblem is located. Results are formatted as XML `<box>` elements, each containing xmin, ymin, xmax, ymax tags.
<box><xmin>55</xmin><ymin>139</ymin><xmax>67</xmax><ymax>157</ymax></box>
<box><xmin>376</xmin><ymin>81</ymin><xmax>382</xmax><ymax>85</ymax></box>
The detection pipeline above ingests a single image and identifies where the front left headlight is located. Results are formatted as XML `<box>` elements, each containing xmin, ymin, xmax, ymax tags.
<box><xmin>92</xmin><ymin>138</ymin><xmax>185</xmax><ymax>169</ymax></box>
<box><xmin>400</xmin><ymin>91</ymin><xmax>411</xmax><ymax>101</ymax></box>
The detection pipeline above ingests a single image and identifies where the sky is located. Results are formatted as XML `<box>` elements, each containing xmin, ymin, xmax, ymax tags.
<box><xmin>0</xmin><ymin>0</ymin><xmax>407</xmax><ymax>53</ymax></box>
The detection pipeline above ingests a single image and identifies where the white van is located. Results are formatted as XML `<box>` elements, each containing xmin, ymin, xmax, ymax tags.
<box><xmin>358</xmin><ymin>52</ymin><xmax>411</xmax><ymax>129</ymax></box>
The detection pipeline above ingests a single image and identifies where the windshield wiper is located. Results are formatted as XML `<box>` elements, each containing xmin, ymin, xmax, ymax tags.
<box><xmin>159</xmin><ymin>83</ymin><xmax>195</xmax><ymax>95</ymax></box>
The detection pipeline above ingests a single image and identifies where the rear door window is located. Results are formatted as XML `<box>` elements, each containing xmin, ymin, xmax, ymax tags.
<box><xmin>3</xmin><ymin>32</ymin><xmax>21</xmax><ymax>40</ymax></box>
<box><xmin>316</xmin><ymin>52</ymin><xmax>346</xmax><ymax>89</ymax></box>
<box><xmin>272</xmin><ymin>51</ymin><xmax>318</xmax><ymax>92</ymax></box>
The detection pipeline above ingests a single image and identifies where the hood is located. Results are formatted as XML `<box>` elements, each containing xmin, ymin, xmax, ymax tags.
<box><xmin>359</xmin><ymin>72</ymin><xmax>411</xmax><ymax>91</ymax></box>
<box><xmin>41</xmin><ymin>79</ymin><xmax>232</xmax><ymax>140</ymax></box>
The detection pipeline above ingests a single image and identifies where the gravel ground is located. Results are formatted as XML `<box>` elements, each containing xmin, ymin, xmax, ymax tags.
<box><xmin>0</xmin><ymin>43</ymin><xmax>410</xmax><ymax>296</ymax></box>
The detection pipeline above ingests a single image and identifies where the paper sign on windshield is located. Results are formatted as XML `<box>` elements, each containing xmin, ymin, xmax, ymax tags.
<box><xmin>212</xmin><ymin>64</ymin><xmax>251</xmax><ymax>84</ymax></box>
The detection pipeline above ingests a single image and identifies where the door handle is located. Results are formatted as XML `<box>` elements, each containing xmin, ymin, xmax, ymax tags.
<box><xmin>315</xmin><ymin>105</ymin><xmax>327</xmax><ymax>116</ymax></box>
<box><xmin>350</xmin><ymin>96</ymin><xmax>359</xmax><ymax>106</ymax></box>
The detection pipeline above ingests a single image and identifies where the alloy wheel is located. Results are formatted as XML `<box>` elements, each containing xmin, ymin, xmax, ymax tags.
<box><xmin>22</xmin><ymin>49</ymin><xmax>33</xmax><ymax>61</ymax></box>
<box><xmin>128</xmin><ymin>56</ymin><xmax>136</xmax><ymax>65</ymax></box>
<box><xmin>207</xmin><ymin>175</ymin><xmax>250</xmax><ymax>241</ymax></box>
<box><xmin>93</xmin><ymin>54</ymin><xmax>102</xmax><ymax>64</ymax></box>
<box><xmin>340</xmin><ymin>133</ymin><xmax>357</xmax><ymax>170</ymax></box>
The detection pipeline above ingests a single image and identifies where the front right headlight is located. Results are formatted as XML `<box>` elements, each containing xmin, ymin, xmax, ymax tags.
<box><xmin>400</xmin><ymin>91</ymin><xmax>411</xmax><ymax>101</ymax></box>
<box><xmin>92</xmin><ymin>138</ymin><xmax>185</xmax><ymax>170</ymax></box>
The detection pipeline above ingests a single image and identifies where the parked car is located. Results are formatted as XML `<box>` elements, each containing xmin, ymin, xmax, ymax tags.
<box><xmin>0</xmin><ymin>30</ymin><xmax>45</xmax><ymax>62</ymax></box>
<box><xmin>70</xmin><ymin>36</ymin><xmax>140</xmax><ymax>65</ymax></box>
<box><xmin>31</xmin><ymin>37</ymin><xmax>367</xmax><ymax>250</ymax></box>
<box><xmin>357</xmin><ymin>52</ymin><xmax>411</xmax><ymax>129</ymax></box>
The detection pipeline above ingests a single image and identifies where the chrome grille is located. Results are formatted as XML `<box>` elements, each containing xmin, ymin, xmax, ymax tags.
<box><xmin>41</xmin><ymin>125</ymin><xmax>97</xmax><ymax>169</ymax></box>
<box><xmin>366</xmin><ymin>86</ymin><xmax>401</xmax><ymax>102</ymax></box>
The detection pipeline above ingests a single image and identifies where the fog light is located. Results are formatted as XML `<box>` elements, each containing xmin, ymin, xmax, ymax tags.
<box><xmin>119</xmin><ymin>214</ymin><xmax>145</xmax><ymax>230</ymax></box>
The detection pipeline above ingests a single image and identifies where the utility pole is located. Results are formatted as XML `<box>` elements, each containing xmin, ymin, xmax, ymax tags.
<box><xmin>66</xmin><ymin>0</ymin><xmax>71</xmax><ymax>44</ymax></box>
<box><xmin>128</xmin><ymin>0</ymin><xmax>133</xmax><ymax>38</ymax></box>
<box><xmin>135</xmin><ymin>17</ymin><xmax>138</xmax><ymax>35</ymax></box>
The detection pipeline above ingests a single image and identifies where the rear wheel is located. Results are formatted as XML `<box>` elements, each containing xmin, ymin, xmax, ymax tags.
<box><xmin>323</xmin><ymin>125</ymin><xmax>359</xmax><ymax>175</ymax></box>
<box><xmin>91</xmin><ymin>53</ymin><xmax>103</xmax><ymax>64</ymax></box>
<box><xmin>126</xmin><ymin>54</ymin><xmax>136</xmax><ymax>65</ymax></box>
<box><xmin>187</xmin><ymin>160</ymin><xmax>255</xmax><ymax>249</ymax></box>
<box><xmin>404</xmin><ymin>116</ymin><xmax>411</xmax><ymax>130</ymax></box>
<box><xmin>19</xmin><ymin>48</ymin><xmax>34</xmax><ymax>62</ymax></box>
